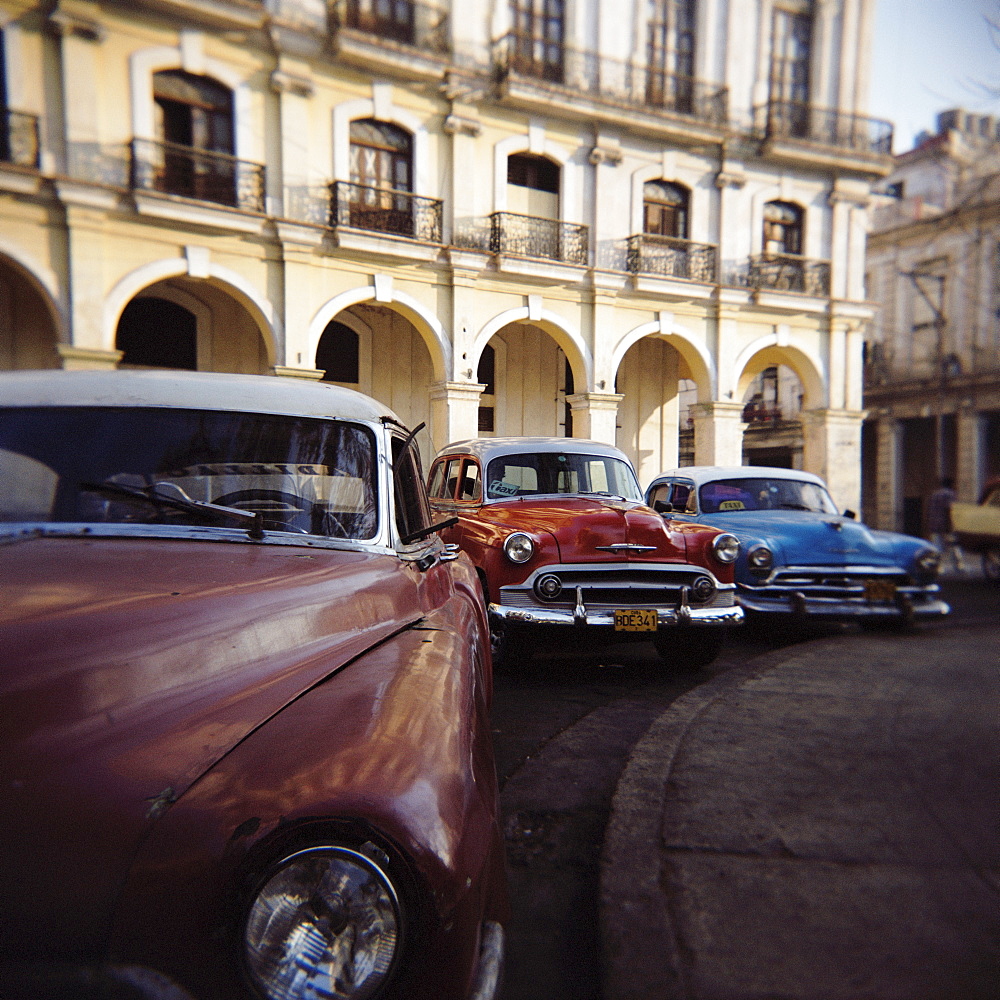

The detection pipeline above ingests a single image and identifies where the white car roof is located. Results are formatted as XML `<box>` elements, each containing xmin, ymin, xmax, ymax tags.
<box><xmin>0</xmin><ymin>370</ymin><xmax>399</xmax><ymax>425</ymax></box>
<box><xmin>650</xmin><ymin>465</ymin><xmax>829</xmax><ymax>489</ymax></box>
<box><xmin>434</xmin><ymin>437</ymin><xmax>634</xmax><ymax>464</ymax></box>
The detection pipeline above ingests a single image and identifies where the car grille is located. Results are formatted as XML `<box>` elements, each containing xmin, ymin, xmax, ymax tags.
<box><xmin>755</xmin><ymin>568</ymin><xmax>926</xmax><ymax>601</ymax></box>
<box><xmin>499</xmin><ymin>565</ymin><xmax>734</xmax><ymax>611</ymax></box>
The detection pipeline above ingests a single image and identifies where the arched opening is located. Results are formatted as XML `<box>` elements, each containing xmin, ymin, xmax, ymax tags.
<box><xmin>0</xmin><ymin>256</ymin><xmax>60</xmax><ymax>370</ymax></box>
<box><xmin>506</xmin><ymin>152</ymin><xmax>560</xmax><ymax>219</ymax></box>
<box><xmin>316</xmin><ymin>321</ymin><xmax>360</xmax><ymax>385</ymax></box>
<box><xmin>643</xmin><ymin>180</ymin><xmax>690</xmax><ymax>239</ymax></box>
<box><xmin>763</xmin><ymin>199</ymin><xmax>804</xmax><ymax>255</ymax></box>
<box><xmin>346</xmin><ymin>119</ymin><xmax>415</xmax><ymax>236</ymax></box>
<box><xmin>116</xmin><ymin>297</ymin><xmax>197</xmax><ymax>370</ymax></box>
<box><xmin>740</xmin><ymin>363</ymin><xmax>804</xmax><ymax>468</ymax></box>
<box><xmin>616</xmin><ymin>337</ymin><xmax>687</xmax><ymax>483</ymax></box>
<box><xmin>477</xmin><ymin>343</ymin><xmax>496</xmax><ymax>434</ymax></box>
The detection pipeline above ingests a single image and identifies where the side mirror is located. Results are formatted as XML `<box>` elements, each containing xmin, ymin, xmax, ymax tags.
<box><xmin>843</xmin><ymin>509</ymin><xmax>857</xmax><ymax>520</ymax></box>
<box><xmin>653</xmin><ymin>500</ymin><xmax>674</xmax><ymax>514</ymax></box>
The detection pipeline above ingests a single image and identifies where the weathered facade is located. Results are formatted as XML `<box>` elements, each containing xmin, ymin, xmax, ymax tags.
<box><xmin>863</xmin><ymin>109</ymin><xmax>1000</xmax><ymax>533</ymax></box>
<box><xmin>0</xmin><ymin>0</ymin><xmax>890</xmax><ymax>508</ymax></box>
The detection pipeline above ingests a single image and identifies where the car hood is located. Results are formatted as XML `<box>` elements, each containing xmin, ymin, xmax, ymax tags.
<box><xmin>484</xmin><ymin>496</ymin><xmax>688</xmax><ymax>562</ymax></box>
<box><xmin>700</xmin><ymin>510</ymin><xmax>924</xmax><ymax>567</ymax></box>
<box><xmin>0</xmin><ymin>535</ymin><xmax>422</xmax><ymax>961</ymax></box>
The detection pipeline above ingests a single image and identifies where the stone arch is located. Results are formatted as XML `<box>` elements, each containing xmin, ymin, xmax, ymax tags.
<box><xmin>610</xmin><ymin>317</ymin><xmax>715</xmax><ymax>400</ymax></box>
<box><xmin>472</xmin><ymin>305</ymin><xmax>591</xmax><ymax>393</ymax></box>
<box><xmin>129</xmin><ymin>38</ymin><xmax>252</xmax><ymax>155</ymax></box>
<box><xmin>332</xmin><ymin>93</ymin><xmax>429</xmax><ymax>195</ymax></box>
<box><xmin>0</xmin><ymin>240</ymin><xmax>64</xmax><ymax>335</ymax></box>
<box><xmin>308</xmin><ymin>283</ymin><xmax>450</xmax><ymax>383</ymax></box>
<box><xmin>103</xmin><ymin>257</ymin><xmax>279</xmax><ymax>367</ymax></box>
<box><xmin>0</xmin><ymin>248</ymin><xmax>64</xmax><ymax>369</ymax></box>
<box><xmin>734</xmin><ymin>335</ymin><xmax>827</xmax><ymax>410</ymax></box>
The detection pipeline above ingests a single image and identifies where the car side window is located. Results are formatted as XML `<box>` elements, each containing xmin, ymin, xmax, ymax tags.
<box><xmin>671</xmin><ymin>483</ymin><xmax>695</xmax><ymax>512</ymax></box>
<box><xmin>458</xmin><ymin>460</ymin><xmax>481</xmax><ymax>501</ymax></box>
<box><xmin>427</xmin><ymin>460</ymin><xmax>447</xmax><ymax>500</ymax></box>
<box><xmin>648</xmin><ymin>484</ymin><xmax>670</xmax><ymax>508</ymax></box>
<box><xmin>392</xmin><ymin>435</ymin><xmax>432</xmax><ymax>542</ymax></box>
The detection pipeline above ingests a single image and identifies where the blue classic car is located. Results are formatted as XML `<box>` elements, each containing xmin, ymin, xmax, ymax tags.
<box><xmin>644</xmin><ymin>466</ymin><xmax>950</xmax><ymax>623</ymax></box>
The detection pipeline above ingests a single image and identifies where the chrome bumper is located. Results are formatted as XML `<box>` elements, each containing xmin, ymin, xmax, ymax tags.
<box><xmin>489</xmin><ymin>602</ymin><xmax>744</xmax><ymax>628</ymax></box>
<box><xmin>469</xmin><ymin>921</ymin><xmax>505</xmax><ymax>1000</ymax></box>
<box><xmin>738</xmin><ymin>586</ymin><xmax>950</xmax><ymax>618</ymax></box>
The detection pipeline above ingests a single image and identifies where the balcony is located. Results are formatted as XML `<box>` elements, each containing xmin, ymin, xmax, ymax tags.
<box><xmin>754</xmin><ymin>100</ymin><xmax>894</xmax><ymax>172</ymax></box>
<box><xmin>1</xmin><ymin>108</ymin><xmax>40</xmax><ymax>169</ymax></box>
<box><xmin>330</xmin><ymin>181</ymin><xmax>443</xmax><ymax>243</ymax></box>
<box><xmin>748</xmin><ymin>253</ymin><xmax>830</xmax><ymax>297</ymax></box>
<box><xmin>331</xmin><ymin>0</ymin><xmax>449</xmax><ymax>78</ymax></box>
<box><xmin>489</xmin><ymin>212</ymin><xmax>588</xmax><ymax>266</ymax></box>
<box><xmin>627</xmin><ymin>234</ymin><xmax>717</xmax><ymax>283</ymax></box>
<box><xmin>492</xmin><ymin>33</ymin><xmax>728</xmax><ymax>138</ymax></box>
<box><xmin>131</xmin><ymin>138</ymin><xmax>265</xmax><ymax>212</ymax></box>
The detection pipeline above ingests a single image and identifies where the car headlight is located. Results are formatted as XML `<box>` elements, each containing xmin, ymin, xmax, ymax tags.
<box><xmin>747</xmin><ymin>545</ymin><xmax>773</xmax><ymax>573</ymax></box>
<box><xmin>503</xmin><ymin>531</ymin><xmax>535</xmax><ymax>564</ymax></box>
<box><xmin>915</xmin><ymin>547</ymin><xmax>941</xmax><ymax>575</ymax></box>
<box><xmin>711</xmin><ymin>532</ymin><xmax>740</xmax><ymax>564</ymax></box>
<box><xmin>243</xmin><ymin>845</ymin><xmax>401</xmax><ymax>1000</ymax></box>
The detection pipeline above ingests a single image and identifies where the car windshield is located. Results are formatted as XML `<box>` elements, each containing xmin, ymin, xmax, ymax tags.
<box><xmin>0</xmin><ymin>406</ymin><xmax>379</xmax><ymax>539</ymax></box>
<box><xmin>699</xmin><ymin>477</ymin><xmax>837</xmax><ymax>515</ymax></box>
<box><xmin>485</xmin><ymin>452</ymin><xmax>642</xmax><ymax>501</ymax></box>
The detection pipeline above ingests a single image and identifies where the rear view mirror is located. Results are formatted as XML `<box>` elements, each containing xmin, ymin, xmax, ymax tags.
<box><xmin>843</xmin><ymin>509</ymin><xmax>857</xmax><ymax>520</ymax></box>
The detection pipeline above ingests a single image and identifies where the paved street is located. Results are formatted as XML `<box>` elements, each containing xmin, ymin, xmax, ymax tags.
<box><xmin>492</xmin><ymin>574</ymin><xmax>1000</xmax><ymax>1000</ymax></box>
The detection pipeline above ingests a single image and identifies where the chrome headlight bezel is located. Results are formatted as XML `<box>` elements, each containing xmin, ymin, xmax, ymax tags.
<box><xmin>914</xmin><ymin>547</ymin><xmax>942</xmax><ymax>576</ymax></box>
<box><xmin>242</xmin><ymin>843</ymin><xmax>404</xmax><ymax>1000</ymax></box>
<box><xmin>503</xmin><ymin>531</ymin><xmax>535</xmax><ymax>564</ymax></box>
<box><xmin>711</xmin><ymin>532</ymin><xmax>740</xmax><ymax>564</ymax></box>
<box><xmin>747</xmin><ymin>544</ymin><xmax>774</xmax><ymax>574</ymax></box>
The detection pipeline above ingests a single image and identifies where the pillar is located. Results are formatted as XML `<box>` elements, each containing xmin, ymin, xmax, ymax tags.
<box><xmin>690</xmin><ymin>401</ymin><xmax>745</xmax><ymax>467</ymax></box>
<box><xmin>873</xmin><ymin>416</ymin><xmax>902</xmax><ymax>530</ymax></box>
<box><xmin>429</xmin><ymin>381</ymin><xmax>486</xmax><ymax>454</ymax></box>
<box><xmin>801</xmin><ymin>408</ymin><xmax>866</xmax><ymax>514</ymax></box>
<box><xmin>957</xmin><ymin>406</ymin><xmax>985</xmax><ymax>502</ymax></box>
<box><xmin>566</xmin><ymin>392</ymin><xmax>624</xmax><ymax>445</ymax></box>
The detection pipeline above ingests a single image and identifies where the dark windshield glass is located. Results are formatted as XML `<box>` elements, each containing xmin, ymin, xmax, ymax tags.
<box><xmin>485</xmin><ymin>452</ymin><xmax>642</xmax><ymax>500</ymax></box>
<box><xmin>0</xmin><ymin>407</ymin><xmax>378</xmax><ymax>539</ymax></box>
<box><xmin>698</xmin><ymin>477</ymin><xmax>836</xmax><ymax>515</ymax></box>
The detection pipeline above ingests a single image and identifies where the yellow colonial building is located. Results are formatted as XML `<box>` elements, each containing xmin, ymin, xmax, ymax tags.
<box><xmin>0</xmin><ymin>0</ymin><xmax>891</xmax><ymax>509</ymax></box>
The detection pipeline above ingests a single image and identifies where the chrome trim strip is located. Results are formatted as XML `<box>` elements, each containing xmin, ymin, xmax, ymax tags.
<box><xmin>737</xmin><ymin>594</ymin><xmax>950</xmax><ymax>617</ymax></box>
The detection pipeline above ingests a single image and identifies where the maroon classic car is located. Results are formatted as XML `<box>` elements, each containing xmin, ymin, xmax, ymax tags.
<box><xmin>0</xmin><ymin>370</ymin><xmax>507</xmax><ymax>1000</ymax></box>
<box><xmin>427</xmin><ymin>438</ymin><xmax>743</xmax><ymax>669</ymax></box>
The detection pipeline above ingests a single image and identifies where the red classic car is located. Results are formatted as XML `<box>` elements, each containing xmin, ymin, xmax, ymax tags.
<box><xmin>0</xmin><ymin>370</ymin><xmax>507</xmax><ymax>1000</ymax></box>
<box><xmin>427</xmin><ymin>437</ymin><xmax>743</xmax><ymax>668</ymax></box>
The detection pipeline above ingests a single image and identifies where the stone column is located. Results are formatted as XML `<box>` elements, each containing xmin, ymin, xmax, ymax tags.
<box><xmin>690</xmin><ymin>401</ymin><xmax>745</xmax><ymax>467</ymax></box>
<box><xmin>873</xmin><ymin>416</ymin><xmax>903</xmax><ymax>531</ymax></box>
<box><xmin>57</xmin><ymin>345</ymin><xmax>122</xmax><ymax>370</ymax></box>
<box><xmin>801</xmin><ymin>408</ymin><xmax>866</xmax><ymax>514</ymax></box>
<box><xmin>957</xmin><ymin>406</ymin><xmax>985</xmax><ymax>502</ymax></box>
<box><xmin>429</xmin><ymin>381</ymin><xmax>486</xmax><ymax>454</ymax></box>
<box><xmin>566</xmin><ymin>392</ymin><xmax>624</xmax><ymax>445</ymax></box>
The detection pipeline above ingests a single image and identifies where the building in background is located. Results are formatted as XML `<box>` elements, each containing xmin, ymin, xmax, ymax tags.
<box><xmin>863</xmin><ymin>109</ymin><xmax>1000</xmax><ymax>533</ymax></box>
<box><xmin>0</xmin><ymin>0</ymin><xmax>890</xmax><ymax>508</ymax></box>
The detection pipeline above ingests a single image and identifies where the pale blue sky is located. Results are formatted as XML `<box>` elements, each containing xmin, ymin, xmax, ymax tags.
<box><xmin>868</xmin><ymin>0</ymin><xmax>1000</xmax><ymax>151</ymax></box>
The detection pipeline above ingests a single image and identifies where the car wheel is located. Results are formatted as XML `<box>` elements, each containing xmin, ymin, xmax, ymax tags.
<box><xmin>653</xmin><ymin>630</ymin><xmax>725</xmax><ymax>670</ymax></box>
<box><xmin>983</xmin><ymin>547</ymin><xmax>1000</xmax><ymax>582</ymax></box>
<box><xmin>489</xmin><ymin>619</ymin><xmax>530</xmax><ymax>671</ymax></box>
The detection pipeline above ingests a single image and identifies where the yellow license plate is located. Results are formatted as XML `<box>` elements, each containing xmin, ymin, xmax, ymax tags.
<box><xmin>614</xmin><ymin>608</ymin><xmax>658</xmax><ymax>631</ymax></box>
<box><xmin>864</xmin><ymin>579</ymin><xmax>897</xmax><ymax>602</ymax></box>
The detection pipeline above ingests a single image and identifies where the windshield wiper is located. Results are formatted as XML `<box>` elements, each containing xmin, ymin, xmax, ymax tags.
<box><xmin>80</xmin><ymin>481</ymin><xmax>265</xmax><ymax>539</ymax></box>
<box><xmin>778</xmin><ymin>502</ymin><xmax>813</xmax><ymax>511</ymax></box>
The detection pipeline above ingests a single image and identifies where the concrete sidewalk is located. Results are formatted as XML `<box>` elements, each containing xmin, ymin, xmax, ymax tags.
<box><xmin>600</xmin><ymin>623</ymin><xmax>1000</xmax><ymax>1000</ymax></box>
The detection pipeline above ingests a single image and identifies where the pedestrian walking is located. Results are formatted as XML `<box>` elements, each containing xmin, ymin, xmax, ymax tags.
<box><xmin>927</xmin><ymin>476</ymin><xmax>965</xmax><ymax>572</ymax></box>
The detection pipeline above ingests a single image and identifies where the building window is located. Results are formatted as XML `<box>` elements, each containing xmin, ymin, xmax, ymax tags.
<box><xmin>646</xmin><ymin>0</ymin><xmax>696</xmax><ymax>111</ymax></box>
<box><xmin>348</xmin><ymin>118</ymin><xmax>413</xmax><ymax>231</ymax></box>
<box><xmin>770</xmin><ymin>2</ymin><xmax>812</xmax><ymax>135</ymax></box>
<box><xmin>510</xmin><ymin>0</ymin><xmax>565</xmax><ymax>82</ymax></box>
<box><xmin>316</xmin><ymin>322</ymin><xmax>360</xmax><ymax>384</ymax></box>
<box><xmin>116</xmin><ymin>298</ymin><xmax>197</xmax><ymax>370</ymax></box>
<box><xmin>763</xmin><ymin>200</ymin><xmax>803</xmax><ymax>255</ymax></box>
<box><xmin>151</xmin><ymin>71</ymin><xmax>235</xmax><ymax>203</ymax></box>
<box><xmin>345</xmin><ymin>0</ymin><xmax>415</xmax><ymax>43</ymax></box>
<box><xmin>643</xmin><ymin>180</ymin><xmax>689</xmax><ymax>238</ymax></box>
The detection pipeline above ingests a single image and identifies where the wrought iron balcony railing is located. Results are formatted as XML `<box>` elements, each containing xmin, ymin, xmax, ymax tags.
<box><xmin>1</xmin><ymin>108</ymin><xmax>40</xmax><ymax>168</ymax></box>
<box><xmin>755</xmin><ymin>100</ymin><xmax>893</xmax><ymax>156</ymax></box>
<box><xmin>489</xmin><ymin>211</ymin><xmax>588</xmax><ymax>265</ymax></box>
<box><xmin>130</xmin><ymin>138</ymin><xmax>265</xmax><ymax>212</ymax></box>
<box><xmin>627</xmin><ymin>234</ymin><xmax>717</xmax><ymax>282</ymax></box>
<box><xmin>748</xmin><ymin>253</ymin><xmax>831</xmax><ymax>297</ymax></box>
<box><xmin>493</xmin><ymin>33</ymin><xmax>728</xmax><ymax>126</ymax></box>
<box><xmin>330</xmin><ymin>181</ymin><xmax>443</xmax><ymax>242</ymax></box>
<box><xmin>332</xmin><ymin>0</ymin><xmax>448</xmax><ymax>53</ymax></box>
